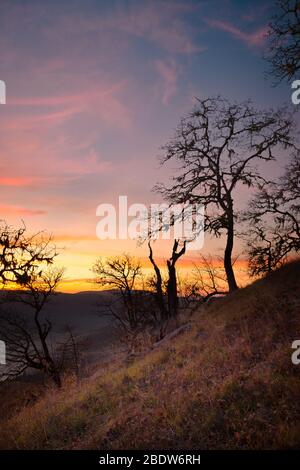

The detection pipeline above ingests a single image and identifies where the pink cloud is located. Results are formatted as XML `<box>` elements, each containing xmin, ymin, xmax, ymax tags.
<box><xmin>0</xmin><ymin>177</ymin><xmax>34</xmax><ymax>187</ymax></box>
<box><xmin>5</xmin><ymin>81</ymin><xmax>131</xmax><ymax>132</ymax></box>
<box><xmin>0</xmin><ymin>81</ymin><xmax>126</xmax><ymax>188</ymax></box>
<box><xmin>0</xmin><ymin>204</ymin><xmax>46</xmax><ymax>216</ymax></box>
<box><xmin>206</xmin><ymin>19</ymin><xmax>268</xmax><ymax>47</ymax></box>
<box><xmin>114</xmin><ymin>4</ymin><xmax>200</xmax><ymax>54</ymax></box>
<box><xmin>154</xmin><ymin>59</ymin><xmax>179</xmax><ymax>105</ymax></box>
<box><xmin>0</xmin><ymin>148</ymin><xmax>111</xmax><ymax>188</ymax></box>
<box><xmin>47</xmin><ymin>149</ymin><xmax>112</xmax><ymax>178</ymax></box>
<box><xmin>45</xmin><ymin>2</ymin><xmax>202</xmax><ymax>55</ymax></box>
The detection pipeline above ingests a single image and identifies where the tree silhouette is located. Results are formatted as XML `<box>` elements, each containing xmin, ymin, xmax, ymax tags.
<box><xmin>156</xmin><ymin>97</ymin><xmax>295</xmax><ymax>291</ymax></box>
<box><xmin>166</xmin><ymin>239</ymin><xmax>186</xmax><ymax>317</ymax></box>
<box><xmin>266</xmin><ymin>0</ymin><xmax>300</xmax><ymax>82</ymax></box>
<box><xmin>0</xmin><ymin>222</ymin><xmax>63</xmax><ymax>387</ymax></box>
<box><xmin>246</xmin><ymin>154</ymin><xmax>300</xmax><ymax>276</ymax></box>
<box><xmin>148</xmin><ymin>241</ymin><xmax>167</xmax><ymax>319</ymax></box>
<box><xmin>148</xmin><ymin>239</ymin><xmax>186</xmax><ymax>318</ymax></box>
<box><xmin>93</xmin><ymin>254</ymin><xmax>144</xmax><ymax>331</ymax></box>
<box><xmin>192</xmin><ymin>254</ymin><xmax>228</xmax><ymax>301</ymax></box>
<box><xmin>0</xmin><ymin>221</ymin><xmax>56</xmax><ymax>285</ymax></box>
<box><xmin>0</xmin><ymin>268</ymin><xmax>63</xmax><ymax>387</ymax></box>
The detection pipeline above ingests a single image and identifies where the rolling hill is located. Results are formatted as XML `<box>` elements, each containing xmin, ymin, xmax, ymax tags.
<box><xmin>0</xmin><ymin>260</ymin><xmax>299</xmax><ymax>449</ymax></box>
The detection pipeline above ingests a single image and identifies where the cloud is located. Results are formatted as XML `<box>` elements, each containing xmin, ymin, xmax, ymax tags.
<box><xmin>0</xmin><ymin>148</ymin><xmax>111</xmax><ymax>188</ymax></box>
<box><xmin>39</xmin><ymin>1</ymin><xmax>202</xmax><ymax>55</ymax></box>
<box><xmin>0</xmin><ymin>82</ymin><xmax>125</xmax><ymax>188</ymax></box>
<box><xmin>112</xmin><ymin>2</ymin><xmax>201</xmax><ymax>54</ymax></box>
<box><xmin>0</xmin><ymin>177</ymin><xmax>34</xmax><ymax>187</ymax></box>
<box><xmin>154</xmin><ymin>59</ymin><xmax>179</xmax><ymax>105</ymax></box>
<box><xmin>53</xmin><ymin>234</ymin><xmax>96</xmax><ymax>242</ymax></box>
<box><xmin>6</xmin><ymin>81</ymin><xmax>131</xmax><ymax>131</ymax></box>
<box><xmin>0</xmin><ymin>204</ymin><xmax>46</xmax><ymax>216</ymax></box>
<box><xmin>50</xmin><ymin>149</ymin><xmax>112</xmax><ymax>178</ymax></box>
<box><xmin>206</xmin><ymin>19</ymin><xmax>268</xmax><ymax>47</ymax></box>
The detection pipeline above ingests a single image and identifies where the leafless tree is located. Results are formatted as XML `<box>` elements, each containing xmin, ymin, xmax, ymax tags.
<box><xmin>166</xmin><ymin>239</ymin><xmax>186</xmax><ymax>316</ymax></box>
<box><xmin>192</xmin><ymin>254</ymin><xmax>228</xmax><ymax>301</ymax></box>
<box><xmin>0</xmin><ymin>221</ymin><xmax>56</xmax><ymax>285</ymax></box>
<box><xmin>245</xmin><ymin>154</ymin><xmax>300</xmax><ymax>276</ymax></box>
<box><xmin>148</xmin><ymin>241</ymin><xmax>167</xmax><ymax>319</ymax></box>
<box><xmin>246</xmin><ymin>224</ymin><xmax>289</xmax><ymax>276</ymax></box>
<box><xmin>93</xmin><ymin>254</ymin><xmax>146</xmax><ymax>331</ymax></box>
<box><xmin>266</xmin><ymin>0</ymin><xmax>300</xmax><ymax>82</ymax></box>
<box><xmin>0</xmin><ymin>267</ymin><xmax>64</xmax><ymax>387</ymax></box>
<box><xmin>155</xmin><ymin>97</ymin><xmax>296</xmax><ymax>292</ymax></box>
<box><xmin>148</xmin><ymin>239</ymin><xmax>186</xmax><ymax>318</ymax></box>
<box><xmin>0</xmin><ymin>223</ymin><xmax>65</xmax><ymax>387</ymax></box>
<box><xmin>57</xmin><ymin>325</ymin><xmax>81</xmax><ymax>381</ymax></box>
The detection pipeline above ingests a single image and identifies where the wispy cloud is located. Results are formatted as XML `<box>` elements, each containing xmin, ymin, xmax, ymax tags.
<box><xmin>154</xmin><ymin>59</ymin><xmax>179</xmax><ymax>105</ymax></box>
<box><xmin>6</xmin><ymin>82</ymin><xmax>131</xmax><ymax>131</ymax></box>
<box><xmin>0</xmin><ymin>177</ymin><xmax>34</xmax><ymax>187</ymax></box>
<box><xmin>0</xmin><ymin>82</ymin><xmax>124</xmax><ymax>188</ymax></box>
<box><xmin>206</xmin><ymin>19</ymin><xmax>268</xmax><ymax>47</ymax></box>
<box><xmin>46</xmin><ymin>1</ymin><xmax>202</xmax><ymax>55</ymax></box>
<box><xmin>112</xmin><ymin>2</ymin><xmax>201</xmax><ymax>54</ymax></box>
<box><xmin>0</xmin><ymin>148</ymin><xmax>111</xmax><ymax>188</ymax></box>
<box><xmin>0</xmin><ymin>204</ymin><xmax>46</xmax><ymax>216</ymax></box>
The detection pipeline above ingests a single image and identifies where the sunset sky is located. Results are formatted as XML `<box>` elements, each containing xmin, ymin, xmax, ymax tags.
<box><xmin>0</xmin><ymin>0</ymin><xmax>295</xmax><ymax>291</ymax></box>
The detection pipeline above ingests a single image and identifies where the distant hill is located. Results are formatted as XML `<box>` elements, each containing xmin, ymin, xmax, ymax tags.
<box><xmin>1</xmin><ymin>260</ymin><xmax>300</xmax><ymax>449</ymax></box>
<box><xmin>0</xmin><ymin>289</ymin><xmax>118</xmax><ymax>334</ymax></box>
<box><xmin>0</xmin><ymin>289</ymin><xmax>120</xmax><ymax>376</ymax></box>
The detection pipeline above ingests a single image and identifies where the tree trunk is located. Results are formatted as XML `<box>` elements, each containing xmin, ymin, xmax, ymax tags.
<box><xmin>44</xmin><ymin>356</ymin><xmax>62</xmax><ymax>388</ymax></box>
<box><xmin>166</xmin><ymin>240</ymin><xmax>186</xmax><ymax>317</ymax></box>
<box><xmin>167</xmin><ymin>262</ymin><xmax>178</xmax><ymax>317</ymax></box>
<box><xmin>224</xmin><ymin>214</ymin><xmax>238</xmax><ymax>292</ymax></box>
<box><xmin>148</xmin><ymin>242</ymin><xmax>167</xmax><ymax>320</ymax></box>
<box><xmin>51</xmin><ymin>368</ymin><xmax>62</xmax><ymax>388</ymax></box>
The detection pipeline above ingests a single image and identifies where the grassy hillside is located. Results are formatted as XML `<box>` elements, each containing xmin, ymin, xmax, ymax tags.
<box><xmin>1</xmin><ymin>261</ymin><xmax>300</xmax><ymax>450</ymax></box>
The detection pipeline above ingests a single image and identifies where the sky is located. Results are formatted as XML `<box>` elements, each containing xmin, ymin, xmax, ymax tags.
<box><xmin>0</xmin><ymin>0</ymin><xmax>295</xmax><ymax>291</ymax></box>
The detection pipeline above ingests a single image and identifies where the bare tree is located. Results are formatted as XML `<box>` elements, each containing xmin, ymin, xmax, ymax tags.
<box><xmin>192</xmin><ymin>254</ymin><xmax>228</xmax><ymax>301</ymax></box>
<box><xmin>0</xmin><ymin>223</ymin><xmax>65</xmax><ymax>387</ymax></box>
<box><xmin>0</xmin><ymin>221</ymin><xmax>56</xmax><ymax>285</ymax></box>
<box><xmin>266</xmin><ymin>0</ymin><xmax>300</xmax><ymax>82</ymax></box>
<box><xmin>57</xmin><ymin>325</ymin><xmax>81</xmax><ymax>381</ymax></box>
<box><xmin>166</xmin><ymin>239</ymin><xmax>186</xmax><ymax>317</ymax></box>
<box><xmin>0</xmin><ymin>268</ymin><xmax>64</xmax><ymax>387</ymax></box>
<box><xmin>245</xmin><ymin>154</ymin><xmax>300</xmax><ymax>276</ymax></box>
<box><xmin>148</xmin><ymin>239</ymin><xmax>186</xmax><ymax>318</ymax></box>
<box><xmin>93</xmin><ymin>254</ymin><xmax>145</xmax><ymax>331</ymax></box>
<box><xmin>246</xmin><ymin>224</ymin><xmax>289</xmax><ymax>276</ymax></box>
<box><xmin>155</xmin><ymin>97</ymin><xmax>296</xmax><ymax>292</ymax></box>
<box><xmin>148</xmin><ymin>241</ymin><xmax>167</xmax><ymax>319</ymax></box>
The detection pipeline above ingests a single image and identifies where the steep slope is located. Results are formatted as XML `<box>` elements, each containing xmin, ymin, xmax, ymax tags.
<box><xmin>1</xmin><ymin>261</ymin><xmax>300</xmax><ymax>449</ymax></box>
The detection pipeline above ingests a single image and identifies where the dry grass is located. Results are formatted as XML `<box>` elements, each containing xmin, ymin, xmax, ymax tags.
<box><xmin>0</xmin><ymin>260</ymin><xmax>300</xmax><ymax>449</ymax></box>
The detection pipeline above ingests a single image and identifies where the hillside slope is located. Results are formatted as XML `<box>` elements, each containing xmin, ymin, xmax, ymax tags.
<box><xmin>1</xmin><ymin>261</ymin><xmax>300</xmax><ymax>449</ymax></box>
